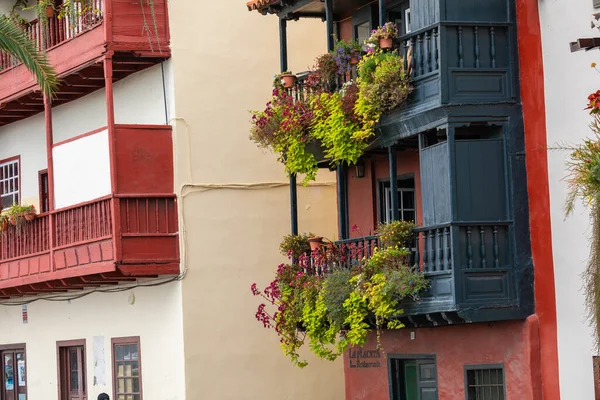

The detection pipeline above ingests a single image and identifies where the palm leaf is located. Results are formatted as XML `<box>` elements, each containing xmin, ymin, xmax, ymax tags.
<box><xmin>0</xmin><ymin>16</ymin><xmax>58</xmax><ymax>96</ymax></box>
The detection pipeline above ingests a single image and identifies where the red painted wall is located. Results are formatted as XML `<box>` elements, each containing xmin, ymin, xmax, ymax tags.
<box><xmin>346</xmin><ymin>150</ymin><xmax>422</xmax><ymax>237</ymax></box>
<box><xmin>515</xmin><ymin>0</ymin><xmax>561</xmax><ymax>398</ymax></box>
<box><xmin>339</xmin><ymin>19</ymin><xmax>353</xmax><ymax>42</ymax></box>
<box><xmin>344</xmin><ymin>317</ymin><xmax>541</xmax><ymax>400</ymax></box>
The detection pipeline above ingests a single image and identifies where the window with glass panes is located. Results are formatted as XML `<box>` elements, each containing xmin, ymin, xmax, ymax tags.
<box><xmin>113</xmin><ymin>337</ymin><xmax>142</xmax><ymax>400</ymax></box>
<box><xmin>0</xmin><ymin>158</ymin><xmax>19</xmax><ymax>210</ymax></box>
<box><xmin>465</xmin><ymin>365</ymin><xmax>505</xmax><ymax>400</ymax></box>
<box><xmin>381</xmin><ymin>178</ymin><xmax>416</xmax><ymax>224</ymax></box>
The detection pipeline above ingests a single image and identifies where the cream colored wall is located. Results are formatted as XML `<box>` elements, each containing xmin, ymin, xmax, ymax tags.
<box><xmin>0</xmin><ymin>282</ymin><xmax>185</xmax><ymax>400</ymax></box>
<box><xmin>168</xmin><ymin>2</ymin><xmax>344</xmax><ymax>399</ymax></box>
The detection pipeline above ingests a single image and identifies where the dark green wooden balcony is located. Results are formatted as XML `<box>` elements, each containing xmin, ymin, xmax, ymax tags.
<box><xmin>330</xmin><ymin>219</ymin><xmax>523</xmax><ymax>327</ymax></box>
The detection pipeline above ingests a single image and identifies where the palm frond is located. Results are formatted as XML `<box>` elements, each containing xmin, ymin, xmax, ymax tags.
<box><xmin>0</xmin><ymin>15</ymin><xmax>58</xmax><ymax>96</ymax></box>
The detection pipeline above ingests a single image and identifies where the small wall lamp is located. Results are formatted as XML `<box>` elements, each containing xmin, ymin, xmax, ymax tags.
<box><xmin>355</xmin><ymin>160</ymin><xmax>365</xmax><ymax>178</ymax></box>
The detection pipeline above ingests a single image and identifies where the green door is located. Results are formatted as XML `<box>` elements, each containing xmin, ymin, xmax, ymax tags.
<box><xmin>390</xmin><ymin>358</ymin><xmax>438</xmax><ymax>400</ymax></box>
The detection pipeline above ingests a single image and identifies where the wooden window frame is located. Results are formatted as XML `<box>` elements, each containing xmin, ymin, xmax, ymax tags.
<box><xmin>0</xmin><ymin>343</ymin><xmax>27</xmax><ymax>400</ymax></box>
<box><xmin>112</xmin><ymin>336</ymin><xmax>143</xmax><ymax>400</ymax></box>
<box><xmin>57</xmin><ymin>339</ymin><xmax>87</xmax><ymax>400</ymax></box>
<box><xmin>464</xmin><ymin>364</ymin><xmax>506</xmax><ymax>400</ymax></box>
<box><xmin>0</xmin><ymin>155</ymin><xmax>20</xmax><ymax>210</ymax></box>
<box><xmin>377</xmin><ymin>174</ymin><xmax>416</xmax><ymax>224</ymax></box>
<box><xmin>38</xmin><ymin>169</ymin><xmax>49</xmax><ymax>214</ymax></box>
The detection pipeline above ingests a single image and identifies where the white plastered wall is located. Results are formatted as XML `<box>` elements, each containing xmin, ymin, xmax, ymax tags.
<box><xmin>0</xmin><ymin>62</ymin><xmax>171</xmax><ymax>210</ymax></box>
<box><xmin>0</xmin><ymin>282</ymin><xmax>185</xmax><ymax>400</ymax></box>
<box><xmin>0</xmin><ymin>114</ymin><xmax>47</xmax><ymax>210</ymax></box>
<box><xmin>538</xmin><ymin>0</ymin><xmax>598</xmax><ymax>398</ymax></box>
<box><xmin>52</xmin><ymin>129</ymin><xmax>111</xmax><ymax>208</ymax></box>
<box><xmin>52</xmin><ymin>62</ymin><xmax>169</xmax><ymax>144</ymax></box>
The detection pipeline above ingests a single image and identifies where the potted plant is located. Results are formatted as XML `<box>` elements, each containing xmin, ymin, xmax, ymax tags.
<box><xmin>278</xmin><ymin>71</ymin><xmax>296</xmax><ymax>89</ymax></box>
<box><xmin>279</xmin><ymin>233</ymin><xmax>314</xmax><ymax>259</ymax></box>
<box><xmin>307</xmin><ymin>236</ymin><xmax>324</xmax><ymax>251</ymax></box>
<box><xmin>369</xmin><ymin>22</ymin><xmax>399</xmax><ymax>50</ymax></box>
<box><xmin>5</xmin><ymin>204</ymin><xmax>35</xmax><ymax>227</ymax></box>
<box><xmin>22</xmin><ymin>205</ymin><xmax>36</xmax><ymax>221</ymax></box>
<box><xmin>332</xmin><ymin>39</ymin><xmax>363</xmax><ymax>74</ymax></box>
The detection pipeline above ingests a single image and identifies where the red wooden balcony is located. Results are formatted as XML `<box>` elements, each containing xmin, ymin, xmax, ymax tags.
<box><xmin>0</xmin><ymin>124</ymin><xmax>179</xmax><ymax>297</ymax></box>
<box><xmin>0</xmin><ymin>0</ymin><xmax>170</xmax><ymax>126</ymax></box>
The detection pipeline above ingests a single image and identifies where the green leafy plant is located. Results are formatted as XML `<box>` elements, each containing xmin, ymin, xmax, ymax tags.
<box><xmin>279</xmin><ymin>233</ymin><xmax>313</xmax><ymax>259</ymax></box>
<box><xmin>251</xmin><ymin>222</ymin><xmax>427</xmax><ymax>367</ymax></box>
<box><xmin>310</xmin><ymin>90</ymin><xmax>377</xmax><ymax>167</ymax></box>
<box><xmin>357</xmin><ymin>51</ymin><xmax>412</xmax><ymax>113</ymax></box>
<box><xmin>249</xmin><ymin>86</ymin><xmax>317</xmax><ymax>183</ymax></box>
<box><xmin>376</xmin><ymin>220</ymin><xmax>416</xmax><ymax>249</ymax></box>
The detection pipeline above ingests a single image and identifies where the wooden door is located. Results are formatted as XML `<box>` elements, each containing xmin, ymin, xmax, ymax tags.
<box><xmin>1</xmin><ymin>350</ymin><xmax>26</xmax><ymax>400</ymax></box>
<box><xmin>59</xmin><ymin>346</ymin><xmax>86</xmax><ymax>400</ymax></box>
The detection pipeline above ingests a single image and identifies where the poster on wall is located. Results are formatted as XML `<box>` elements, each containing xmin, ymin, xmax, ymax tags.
<box><xmin>17</xmin><ymin>360</ymin><xmax>25</xmax><ymax>387</ymax></box>
<box><xmin>4</xmin><ymin>363</ymin><xmax>13</xmax><ymax>391</ymax></box>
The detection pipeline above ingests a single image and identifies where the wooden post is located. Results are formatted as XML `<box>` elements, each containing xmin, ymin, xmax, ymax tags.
<box><xmin>279</xmin><ymin>17</ymin><xmax>298</xmax><ymax>235</ymax></box>
<box><xmin>104</xmin><ymin>56</ymin><xmax>122</xmax><ymax>261</ymax></box>
<box><xmin>389</xmin><ymin>146</ymin><xmax>399</xmax><ymax>221</ymax></box>
<box><xmin>279</xmin><ymin>18</ymin><xmax>288</xmax><ymax>72</ymax></box>
<box><xmin>43</xmin><ymin>94</ymin><xmax>55</xmax><ymax>271</ymax></box>
<box><xmin>379</xmin><ymin>0</ymin><xmax>386</xmax><ymax>26</ymax></box>
<box><xmin>325</xmin><ymin>0</ymin><xmax>334</xmax><ymax>51</ymax></box>
<box><xmin>337</xmin><ymin>165</ymin><xmax>349</xmax><ymax>240</ymax></box>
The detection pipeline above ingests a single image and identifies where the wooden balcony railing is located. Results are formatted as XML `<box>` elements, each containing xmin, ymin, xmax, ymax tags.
<box><xmin>0</xmin><ymin>194</ymin><xmax>176</xmax><ymax>265</ymax></box>
<box><xmin>399</xmin><ymin>24</ymin><xmax>440</xmax><ymax>79</ymax></box>
<box><xmin>54</xmin><ymin>197</ymin><xmax>112</xmax><ymax>249</ymax></box>
<box><xmin>0</xmin><ymin>214</ymin><xmax>50</xmax><ymax>261</ymax></box>
<box><xmin>0</xmin><ymin>0</ymin><xmax>104</xmax><ymax>72</ymax></box>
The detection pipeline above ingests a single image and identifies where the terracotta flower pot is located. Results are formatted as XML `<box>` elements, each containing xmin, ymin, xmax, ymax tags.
<box><xmin>45</xmin><ymin>5</ymin><xmax>55</xmax><ymax>17</ymax></box>
<box><xmin>24</xmin><ymin>209</ymin><xmax>35</xmax><ymax>222</ymax></box>
<box><xmin>379</xmin><ymin>37</ymin><xmax>393</xmax><ymax>49</ymax></box>
<box><xmin>8</xmin><ymin>215</ymin><xmax>17</xmax><ymax>226</ymax></box>
<box><xmin>350</xmin><ymin>57</ymin><xmax>360</xmax><ymax>65</ymax></box>
<box><xmin>280</xmin><ymin>74</ymin><xmax>296</xmax><ymax>89</ymax></box>
<box><xmin>308</xmin><ymin>237</ymin><xmax>324</xmax><ymax>252</ymax></box>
